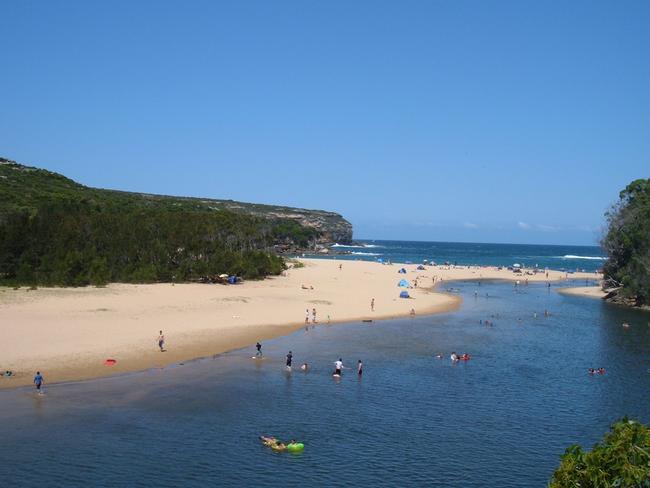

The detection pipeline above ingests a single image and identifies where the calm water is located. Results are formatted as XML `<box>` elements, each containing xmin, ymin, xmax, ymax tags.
<box><xmin>318</xmin><ymin>240</ymin><xmax>606</xmax><ymax>273</ymax></box>
<box><xmin>1</xmin><ymin>281</ymin><xmax>648</xmax><ymax>487</ymax></box>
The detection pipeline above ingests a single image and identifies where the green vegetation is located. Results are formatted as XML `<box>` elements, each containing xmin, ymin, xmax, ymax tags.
<box><xmin>601</xmin><ymin>179</ymin><xmax>650</xmax><ymax>306</ymax></box>
<box><xmin>0</xmin><ymin>158</ymin><xmax>336</xmax><ymax>286</ymax></box>
<box><xmin>549</xmin><ymin>418</ymin><xmax>650</xmax><ymax>488</ymax></box>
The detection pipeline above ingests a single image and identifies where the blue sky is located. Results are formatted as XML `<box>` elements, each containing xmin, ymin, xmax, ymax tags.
<box><xmin>1</xmin><ymin>1</ymin><xmax>648</xmax><ymax>246</ymax></box>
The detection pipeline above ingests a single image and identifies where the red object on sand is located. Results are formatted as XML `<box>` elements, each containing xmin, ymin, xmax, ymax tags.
<box><xmin>104</xmin><ymin>359</ymin><xmax>117</xmax><ymax>366</ymax></box>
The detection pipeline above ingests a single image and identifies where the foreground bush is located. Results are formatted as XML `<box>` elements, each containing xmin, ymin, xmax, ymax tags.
<box><xmin>549</xmin><ymin>418</ymin><xmax>650</xmax><ymax>488</ymax></box>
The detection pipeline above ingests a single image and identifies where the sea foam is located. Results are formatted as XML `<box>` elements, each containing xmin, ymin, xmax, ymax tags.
<box><xmin>559</xmin><ymin>255</ymin><xmax>606</xmax><ymax>260</ymax></box>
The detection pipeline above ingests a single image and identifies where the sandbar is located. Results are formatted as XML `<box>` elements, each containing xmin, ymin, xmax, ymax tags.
<box><xmin>0</xmin><ymin>258</ymin><xmax>599</xmax><ymax>388</ymax></box>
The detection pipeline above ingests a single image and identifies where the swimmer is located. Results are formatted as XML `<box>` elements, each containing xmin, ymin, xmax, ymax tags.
<box><xmin>259</xmin><ymin>435</ymin><xmax>278</xmax><ymax>446</ymax></box>
<box><xmin>622</xmin><ymin>322</ymin><xmax>630</xmax><ymax>328</ymax></box>
<box><xmin>435</xmin><ymin>353</ymin><xmax>443</xmax><ymax>359</ymax></box>
<box><xmin>271</xmin><ymin>440</ymin><xmax>287</xmax><ymax>451</ymax></box>
<box><xmin>450</xmin><ymin>352</ymin><xmax>459</xmax><ymax>362</ymax></box>
<box><xmin>300</xmin><ymin>363</ymin><xmax>309</xmax><ymax>371</ymax></box>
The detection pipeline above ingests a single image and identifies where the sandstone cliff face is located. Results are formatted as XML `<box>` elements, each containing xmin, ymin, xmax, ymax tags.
<box><xmin>220</xmin><ymin>204</ymin><xmax>353</xmax><ymax>244</ymax></box>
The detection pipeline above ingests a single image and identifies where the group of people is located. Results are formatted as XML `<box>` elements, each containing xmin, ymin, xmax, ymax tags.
<box><xmin>259</xmin><ymin>436</ymin><xmax>302</xmax><ymax>452</ymax></box>
<box><xmin>282</xmin><ymin>348</ymin><xmax>362</xmax><ymax>376</ymax></box>
<box><xmin>305</xmin><ymin>308</ymin><xmax>318</xmax><ymax>324</ymax></box>
<box><xmin>588</xmin><ymin>368</ymin><xmax>606</xmax><ymax>375</ymax></box>
<box><xmin>450</xmin><ymin>352</ymin><xmax>471</xmax><ymax>361</ymax></box>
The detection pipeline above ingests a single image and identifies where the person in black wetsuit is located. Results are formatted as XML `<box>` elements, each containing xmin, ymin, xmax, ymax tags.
<box><xmin>255</xmin><ymin>342</ymin><xmax>262</xmax><ymax>357</ymax></box>
<box><xmin>286</xmin><ymin>351</ymin><xmax>293</xmax><ymax>370</ymax></box>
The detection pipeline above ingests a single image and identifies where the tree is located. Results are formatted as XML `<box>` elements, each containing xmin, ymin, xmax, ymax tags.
<box><xmin>549</xmin><ymin>418</ymin><xmax>650</xmax><ymax>487</ymax></box>
<box><xmin>601</xmin><ymin>179</ymin><xmax>650</xmax><ymax>306</ymax></box>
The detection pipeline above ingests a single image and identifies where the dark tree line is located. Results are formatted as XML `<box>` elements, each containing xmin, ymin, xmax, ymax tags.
<box><xmin>601</xmin><ymin>178</ymin><xmax>650</xmax><ymax>306</ymax></box>
<box><xmin>0</xmin><ymin>199</ymin><xmax>317</xmax><ymax>286</ymax></box>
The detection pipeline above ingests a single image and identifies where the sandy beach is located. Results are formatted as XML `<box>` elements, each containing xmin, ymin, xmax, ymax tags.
<box><xmin>0</xmin><ymin>258</ymin><xmax>599</xmax><ymax>388</ymax></box>
<box><xmin>557</xmin><ymin>285</ymin><xmax>606</xmax><ymax>299</ymax></box>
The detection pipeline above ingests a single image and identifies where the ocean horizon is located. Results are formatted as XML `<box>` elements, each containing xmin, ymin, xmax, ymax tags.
<box><xmin>308</xmin><ymin>239</ymin><xmax>605</xmax><ymax>273</ymax></box>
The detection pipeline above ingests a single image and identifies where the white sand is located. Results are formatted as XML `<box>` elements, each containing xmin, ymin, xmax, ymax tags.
<box><xmin>0</xmin><ymin>258</ymin><xmax>599</xmax><ymax>388</ymax></box>
<box><xmin>557</xmin><ymin>285</ymin><xmax>606</xmax><ymax>299</ymax></box>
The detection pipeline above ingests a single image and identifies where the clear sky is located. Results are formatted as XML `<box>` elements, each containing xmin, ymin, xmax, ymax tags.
<box><xmin>1</xmin><ymin>1</ymin><xmax>648</xmax><ymax>246</ymax></box>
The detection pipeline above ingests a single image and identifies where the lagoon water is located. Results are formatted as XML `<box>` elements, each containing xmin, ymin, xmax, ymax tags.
<box><xmin>1</xmin><ymin>280</ymin><xmax>648</xmax><ymax>487</ymax></box>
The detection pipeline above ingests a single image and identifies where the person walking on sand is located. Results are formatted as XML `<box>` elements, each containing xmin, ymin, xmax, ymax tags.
<box><xmin>312</xmin><ymin>308</ymin><xmax>317</xmax><ymax>323</ymax></box>
<box><xmin>357</xmin><ymin>359</ymin><xmax>363</xmax><ymax>376</ymax></box>
<box><xmin>256</xmin><ymin>342</ymin><xmax>262</xmax><ymax>357</ymax></box>
<box><xmin>33</xmin><ymin>371</ymin><xmax>44</xmax><ymax>394</ymax></box>
<box><xmin>157</xmin><ymin>331</ymin><xmax>165</xmax><ymax>352</ymax></box>
<box><xmin>286</xmin><ymin>351</ymin><xmax>293</xmax><ymax>371</ymax></box>
<box><xmin>371</xmin><ymin>298</ymin><xmax>375</xmax><ymax>312</ymax></box>
<box><xmin>305</xmin><ymin>309</ymin><xmax>310</xmax><ymax>324</ymax></box>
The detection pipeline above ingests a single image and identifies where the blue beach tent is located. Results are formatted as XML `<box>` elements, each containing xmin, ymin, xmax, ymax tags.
<box><xmin>398</xmin><ymin>279</ymin><xmax>410</xmax><ymax>287</ymax></box>
<box><xmin>399</xmin><ymin>291</ymin><xmax>410</xmax><ymax>298</ymax></box>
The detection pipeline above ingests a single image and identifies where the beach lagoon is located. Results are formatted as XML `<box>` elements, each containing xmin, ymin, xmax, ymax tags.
<box><xmin>1</xmin><ymin>280</ymin><xmax>648</xmax><ymax>487</ymax></box>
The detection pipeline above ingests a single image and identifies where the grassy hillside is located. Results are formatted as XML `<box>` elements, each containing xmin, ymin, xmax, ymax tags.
<box><xmin>0</xmin><ymin>157</ymin><xmax>353</xmax><ymax>243</ymax></box>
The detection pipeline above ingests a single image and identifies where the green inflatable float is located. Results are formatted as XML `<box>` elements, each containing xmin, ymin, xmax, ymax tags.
<box><xmin>286</xmin><ymin>443</ymin><xmax>304</xmax><ymax>452</ymax></box>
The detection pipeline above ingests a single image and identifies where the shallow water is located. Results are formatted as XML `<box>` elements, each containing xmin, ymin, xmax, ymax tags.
<box><xmin>1</xmin><ymin>281</ymin><xmax>648</xmax><ymax>487</ymax></box>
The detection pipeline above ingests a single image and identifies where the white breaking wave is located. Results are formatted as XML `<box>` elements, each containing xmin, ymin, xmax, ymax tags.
<box><xmin>350</xmin><ymin>251</ymin><xmax>382</xmax><ymax>256</ymax></box>
<box><xmin>331</xmin><ymin>243</ymin><xmax>383</xmax><ymax>249</ymax></box>
<box><xmin>558</xmin><ymin>255</ymin><xmax>606</xmax><ymax>260</ymax></box>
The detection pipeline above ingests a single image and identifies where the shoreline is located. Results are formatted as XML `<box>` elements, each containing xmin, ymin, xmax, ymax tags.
<box><xmin>0</xmin><ymin>259</ymin><xmax>598</xmax><ymax>390</ymax></box>
<box><xmin>557</xmin><ymin>285</ymin><xmax>606</xmax><ymax>300</ymax></box>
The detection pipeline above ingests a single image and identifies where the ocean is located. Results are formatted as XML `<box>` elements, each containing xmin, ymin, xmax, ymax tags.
<box><xmin>314</xmin><ymin>240</ymin><xmax>606</xmax><ymax>273</ymax></box>
<box><xmin>1</xmin><ymin>278</ymin><xmax>648</xmax><ymax>487</ymax></box>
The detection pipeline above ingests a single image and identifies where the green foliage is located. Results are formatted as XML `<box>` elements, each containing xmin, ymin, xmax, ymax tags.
<box><xmin>271</xmin><ymin>220</ymin><xmax>319</xmax><ymax>247</ymax></box>
<box><xmin>549</xmin><ymin>418</ymin><xmax>650</xmax><ymax>488</ymax></box>
<box><xmin>602</xmin><ymin>179</ymin><xmax>650</xmax><ymax>305</ymax></box>
<box><xmin>0</xmin><ymin>158</ymin><xmax>349</xmax><ymax>286</ymax></box>
<box><xmin>0</xmin><ymin>192</ymin><xmax>299</xmax><ymax>286</ymax></box>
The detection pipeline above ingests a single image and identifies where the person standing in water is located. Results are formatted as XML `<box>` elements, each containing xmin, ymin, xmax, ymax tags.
<box><xmin>312</xmin><ymin>308</ymin><xmax>317</xmax><ymax>323</ymax></box>
<box><xmin>305</xmin><ymin>309</ymin><xmax>310</xmax><ymax>324</ymax></box>
<box><xmin>357</xmin><ymin>359</ymin><xmax>363</xmax><ymax>376</ymax></box>
<box><xmin>255</xmin><ymin>342</ymin><xmax>262</xmax><ymax>357</ymax></box>
<box><xmin>33</xmin><ymin>371</ymin><xmax>44</xmax><ymax>394</ymax></box>
<box><xmin>286</xmin><ymin>351</ymin><xmax>293</xmax><ymax>371</ymax></box>
<box><xmin>157</xmin><ymin>331</ymin><xmax>165</xmax><ymax>352</ymax></box>
<box><xmin>333</xmin><ymin>358</ymin><xmax>344</xmax><ymax>376</ymax></box>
